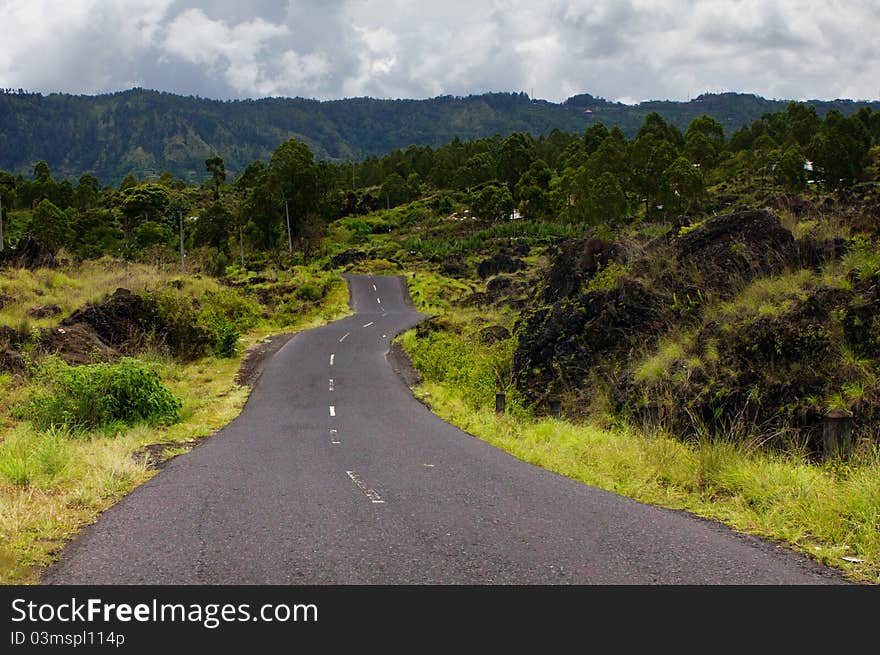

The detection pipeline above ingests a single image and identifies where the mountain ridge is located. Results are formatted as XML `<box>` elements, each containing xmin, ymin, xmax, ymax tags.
<box><xmin>1</xmin><ymin>87</ymin><xmax>877</xmax><ymax>184</ymax></box>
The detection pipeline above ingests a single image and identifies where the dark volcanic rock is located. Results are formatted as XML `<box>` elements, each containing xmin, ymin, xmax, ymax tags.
<box><xmin>675</xmin><ymin>209</ymin><xmax>794</xmax><ymax>291</ymax></box>
<box><xmin>63</xmin><ymin>288</ymin><xmax>161</xmax><ymax>348</ymax></box>
<box><xmin>28</xmin><ymin>303</ymin><xmax>62</xmax><ymax>318</ymax></box>
<box><xmin>0</xmin><ymin>236</ymin><xmax>56</xmax><ymax>269</ymax></box>
<box><xmin>514</xmin><ymin>280</ymin><xmax>666</xmax><ymax>405</ymax></box>
<box><xmin>0</xmin><ymin>293</ymin><xmax>15</xmax><ymax>309</ymax></box>
<box><xmin>478</xmin><ymin>325</ymin><xmax>511</xmax><ymax>344</ymax></box>
<box><xmin>543</xmin><ymin>238</ymin><xmax>616</xmax><ymax>303</ymax></box>
<box><xmin>330</xmin><ymin>249</ymin><xmax>367</xmax><ymax>268</ymax></box>
<box><xmin>37</xmin><ymin>323</ymin><xmax>119</xmax><ymax>366</ymax></box>
<box><xmin>477</xmin><ymin>250</ymin><xmax>525</xmax><ymax>278</ymax></box>
<box><xmin>441</xmin><ymin>256</ymin><xmax>470</xmax><ymax>278</ymax></box>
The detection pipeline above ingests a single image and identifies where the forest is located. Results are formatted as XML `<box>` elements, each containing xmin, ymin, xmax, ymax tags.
<box><xmin>1</xmin><ymin>100</ymin><xmax>877</xmax><ymax>269</ymax></box>
<box><xmin>1</xmin><ymin>86</ymin><xmax>878</xmax><ymax>183</ymax></box>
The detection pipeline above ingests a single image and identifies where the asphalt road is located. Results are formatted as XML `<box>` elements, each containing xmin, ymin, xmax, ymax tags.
<box><xmin>46</xmin><ymin>275</ymin><xmax>843</xmax><ymax>584</ymax></box>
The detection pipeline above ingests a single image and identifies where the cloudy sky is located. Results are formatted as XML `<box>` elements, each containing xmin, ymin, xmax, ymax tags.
<box><xmin>1</xmin><ymin>0</ymin><xmax>878</xmax><ymax>104</ymax></box>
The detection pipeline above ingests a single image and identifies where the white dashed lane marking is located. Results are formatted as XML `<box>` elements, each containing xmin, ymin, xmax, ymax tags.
<box><xmin>362</xmin><ymin>322</ymin><xmax>374</xmax><ymax>328</ymax></box>
<box><xmin>329</xmin><ymin>405</ymin><xmax>336</xmax><ymax>417</ymax></box>
<box><xmin>330</xmin><ymin>353</ymin><xmax>335</xmax><ymax>366</ymax></box>
<box><xmin>372</xmin><ymin>284</ymin><xmax>377</xmax><ymax>291</ymax></box>
<box><xmin>339</xmin><ymin>332</ymin><xmax>350</xmax><ymax>342</ymax></box>
<box><xmin>346</xmin><ymin>471</ymin><xmax>385</xmax><ymax>504</ymax></box>
<box><xmin>330</xmin><ymin>428</ymin><xmax>340</xmax><ymax>444</ymax></box>
<box><xmin>329</xmin><ymin>378</ymin><xmax>334</xmax><ymax>392</ymax></box>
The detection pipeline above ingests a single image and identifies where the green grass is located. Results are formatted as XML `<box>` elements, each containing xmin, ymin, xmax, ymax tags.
<box><xmin>0</xmin><ymin>263</ymin><xmax>352</xmax><ymax>584</ymax></box>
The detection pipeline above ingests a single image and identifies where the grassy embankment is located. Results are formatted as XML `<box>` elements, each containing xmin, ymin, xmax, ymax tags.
<box><xmin>398</xmin><ymin>262</ymin><xmax>880</xmax><ymax>584</ymax></box>
<box><xmin>0</xmin><ymin>258</ymin><xmax>350</xmax><ymax>584</ymax></box>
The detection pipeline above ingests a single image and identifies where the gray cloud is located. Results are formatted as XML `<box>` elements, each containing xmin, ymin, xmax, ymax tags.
<box><xmin>0</xmin><ymin>0</ymin><xmax>877</xmax><ymax>102</ymax></box>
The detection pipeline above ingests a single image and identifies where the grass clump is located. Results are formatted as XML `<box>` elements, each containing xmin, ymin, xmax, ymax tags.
<box><xmin>21</xmin><ymin>357</ymin><xmax>182</xmax><ymax>431</ymax></box>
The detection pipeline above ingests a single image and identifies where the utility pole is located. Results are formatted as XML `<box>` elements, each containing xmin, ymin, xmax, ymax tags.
<box><xmin>284</xmin><ymin>199</ymin><xmax>293</xmax><ymax>254</ymax></box>
<box><xmin>239</xmin><ymin>222</ymin><xmax>245</xmax><ymax>269</ymax></box>
<box><xmin>179</xmin><ymin>211</ymin><xmax>185</xmax><ymax>273</ymax></box>
<box><xmin>0</xmin><ymin>188</ymin><xmax>4</xmax><ymax>253</ymax></box>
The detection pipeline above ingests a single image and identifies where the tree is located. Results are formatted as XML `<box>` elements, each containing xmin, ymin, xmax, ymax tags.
<box><xmin>631</xmin><ymin>133</ymin><xmax>676</xmax><ymax>217</ymax></box>
<box><xmin>515</xmin><ymin>159</ymin><xmax>552</xmax><ymax>219</ymax></box>
<box><xmin>74</xmin><ymin>173</ymin><xmax>102</xmax><ymax>210</ymax></box>
<box><xmin>268</xmin><ymin>138</ymin><xmax>321</xmax><ymax>244</ymax></box>
<box><xmin>119</xmin><ymin>183</ymin><xmax>170</xmax><ymax>243</ymax></box>
<box><xmin>587</xmin><ymin>172</ymin><xmax>628</xmax><ymax>224</ymax></box>
<box><xmin>454</xmin><ymin>153</ymin><xmax>496</xmax><ymax>188</ymax></box>
<box><xmin>772</xmin><ymin>146</ymin><xmax>808</xmax><ymax>192</ymax></box>
<box><xmin>28</xmin><ymin>198</ymin><xmax>71</xmax><ymax>254</ymax></box>
<box><xmin>497</xmin><ymin>133</ymin><xmax>535</xmax><ymax>189</ymax></box>
<box><xmin>473</xmin><ymin>185</ymin><xmax>514</xmax><ymax>220</ymax></box>
<box><xmin>33</xmin><ymin>160</ymin><xmax>51</xmax><ymax>182</ymax></box>
<box><xmin>686</xmin><ymin>115</ymin><xmax>725</xmax><ymax>149</ymax></box>
<box><xmin>784</xmin><ymin>102</ymin><xmax>821</xmax><ymax>147</ymax></box>
<box><xmin>661</xmin><ymin>157</ymin><xmax>705</xmax><ymax>216</ymax></box>
<box><xmin>809</xmin><ymin>110</ymin><xmax>871</xmax><ymax>189</ymax></box>
<box><xmin>205</xmin><ymin>156</ymin><xmax>226</xmax><ymax>200</ymax></box>
<box><xmin>380</xmin><ymin>172</ymin><xmax>410</xmax><ymax>208</ymax></box>
<box><xmin>192</xmin><ymin>201</ymin><xmax>232</xmax><ymax>253</ymax></box>
<box><xmin>684</xmin><ymin>131</ymin><xmax>717</xmax><ymax>168</ymax></box>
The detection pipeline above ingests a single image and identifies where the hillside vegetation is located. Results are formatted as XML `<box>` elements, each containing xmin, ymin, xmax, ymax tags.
<box><xmin>1</xmin><ymin>87</ymin><xmax>878</xmax><ymax>183</ymax></box>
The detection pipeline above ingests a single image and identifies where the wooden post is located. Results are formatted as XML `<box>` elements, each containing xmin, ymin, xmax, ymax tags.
<box><xmin>822</xmin><ymin>409</ymin><xmax>854</xmax><ymax>459</ymax></box>
<box><xmin>284</xmin><ymin>199</ymin><xmax>293</xmax><ymax>254</ymax></box>
<box><xmin>178</xmin><ymin>212</ymin><xmax>185</xmax><ymax>273</ymax></box>
<box><xmin>641</xmin><ymin>401</ymin><xmax>661</xmax><ymax>435</ymax></box>
<box><xmin>495</xmin><ymin>392</ymin><xmax>506</xmax><ymax>415</ymax></box>
<box><xmin>548</xmin><ymin>399</ymin><xmax>562</xmax><ymax>419</ymax></box>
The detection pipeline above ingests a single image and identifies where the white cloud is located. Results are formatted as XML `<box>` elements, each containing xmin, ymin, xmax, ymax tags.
<box><xmin>0</xmin><ymin>0</ymin><xmax>878</xmax><ymax>103</ymax></box>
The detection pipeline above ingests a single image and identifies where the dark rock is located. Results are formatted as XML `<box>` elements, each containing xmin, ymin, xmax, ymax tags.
<box><xmin>794</xmin><ymin>237</ymin><xmax>849</xmax><ymax>268</ymax></box>
<box><xmin>510</xmin><ymin>243</ymin><xmax>531</xmax><ymax>257</ymax></box>
<box><xmin>477</xmin><ymin>250</ymin><xmax>525</xmax><ymax>278</ymax></box>
<box><xmin>37</xmin><ymin>323</ymin><xmax>119</xmax><ymax>366</ymax></box>
<box><xmin>0</xmin><ymin>293</ymin><xmax>14</xmax><ymax>309</ymax></box>
<box><xmin>675</xmin><ymin>209</ymin><xmax>795</xmax><ymax>292</ymax></box>
<box><xmin>486</xmin><ymin>276</ymin><xmax>513</xmax><ymax>295</ymax></box>
<box><xmin>0</xmin><ymin>236</ymin><xmax>56</xmax><ymax>270</ymax></box>
<box><xmin>28</xmin><ymin>303</ymin><xmax>62</xmax><ymax>318</ymax></box>
<box><xmin>441</xmin><ymin>256</ymin><xmax>470</xmax><ymax>278</ymax></box>
<box><xmin>478</xmin><ymin>325</ymin><xmax>511</xmax><ymax>344</ymax></box>
<box><xmin>0</xmin><ymin>349</ymin><xmax>25</xmax><ymax>371</ymax></box>
<box><xmin>543</xmin><ymin>238</ymin><xmax>616</xmax><ymax>303</ymax></box>
<box><xmin>330</xmin><ymin>250</ymin><xmax>368</xmax><ymax>268</ymax></box>
<box><xmin>768</xmin><ymin>193</ymin><xmax>815</xmax><ymax>217</ymax></box>
<box><xmin>0</xmin><ymin>325</ymin><xmax>26</xmax><ymax>349</ymax></box>
<box><xmin>63</xmin><ymin>288</ymin><xmax>164</xmax><ymax>352</ymax></box>
<box><xmin>514</xmin><ymin>280</ymin><xmax>666</xmax><ymax>405</ymax></box>
<box><xmin>415</xmin><ymin>316</ymin><xmax>456</xmax><ymax>338</ymax></box>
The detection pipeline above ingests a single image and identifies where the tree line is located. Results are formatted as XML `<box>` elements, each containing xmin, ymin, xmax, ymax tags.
<box><xmin>1</xmin><ymin>101</ymin><xmax>877</xmax><ymax>269</ymax></box>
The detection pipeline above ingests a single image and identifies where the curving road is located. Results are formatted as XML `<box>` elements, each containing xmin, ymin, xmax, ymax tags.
<box><xmin>46</xmin><ymin>275</ymin><xmax>843</xmax><ymax>584</ymax></box>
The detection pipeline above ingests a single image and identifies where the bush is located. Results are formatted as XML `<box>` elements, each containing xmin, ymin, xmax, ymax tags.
<box><xmin>152</xmin><ymin>287</ymin><xmax>259</xmax><ymax>359</ymax></box>
<box><xmin>152</xmin><ymin>289</ymin><xmax>212</xmax><ymax>360</ymax></box>
<box><xmin>296</xmin><ymin>284</ymin><xmax>324</xmax><ymax>302</ymax></box>
<box><xmin>23</xmin><ymin>357</ymin><xmax>182</xmax><ymax>431</ymax></box>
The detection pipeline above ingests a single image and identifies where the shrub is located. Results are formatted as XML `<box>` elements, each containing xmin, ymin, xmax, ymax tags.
<box><xmin>23</xmin><ymin>357</ymin><xmax>182</xmax><ymax>431</ymax></box>
<box><xmin>152</xmin><ymin>289</ymin><xmax>212</xmax><ymax>360</ymax></box>
<box><xmin>296</xmin><ymin>284</ymin><xmax>324</xmax><ymax>302</ymax></box>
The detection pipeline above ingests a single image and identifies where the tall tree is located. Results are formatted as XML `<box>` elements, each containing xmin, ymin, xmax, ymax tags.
<box><xmin>205</xmin><ymin>156</ymin><xmax>226</xmax><ymax>200</ymax></box>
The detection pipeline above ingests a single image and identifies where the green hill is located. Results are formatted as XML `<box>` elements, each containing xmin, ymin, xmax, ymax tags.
<box><xmin>1</xmin><ymin>87</ymin><xmax>877</xmax><ymax>184</ymax></box>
